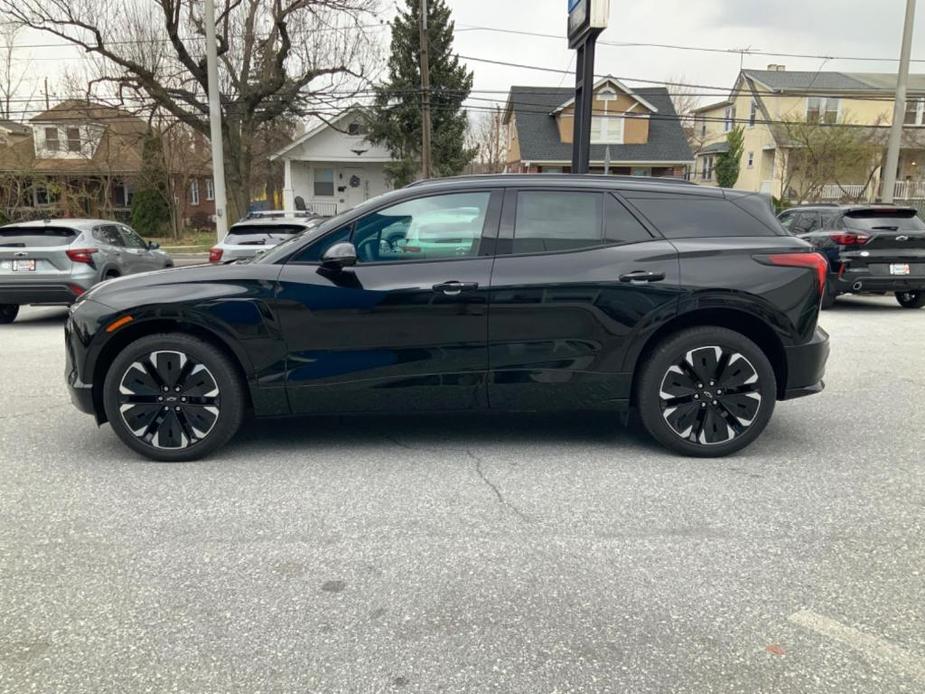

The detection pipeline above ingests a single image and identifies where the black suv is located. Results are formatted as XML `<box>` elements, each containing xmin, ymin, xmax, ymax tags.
<box><xmin>65</xmin><ymin>175</ymin><xmax>830</xmax><ymax>461</ymax></box>
<box><xmin>778</xmin><ymin>204</ymin><xmax>925</xmax><ymax>308</ymax></box>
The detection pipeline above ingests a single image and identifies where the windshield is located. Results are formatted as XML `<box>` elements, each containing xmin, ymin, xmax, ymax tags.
<box><xmin>843</xmin><ymin>210</ymin><xmax>925</xmax><ymax>232</ymax></box>
<box><xmin>0</xmin><ymin>226</ymin><xmax>78</xmax><ymax>247</ymax></box>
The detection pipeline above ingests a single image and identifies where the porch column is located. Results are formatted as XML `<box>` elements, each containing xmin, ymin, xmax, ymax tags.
<box><xmin>282</xmin><ymin>158</ymin><xmax>295</xmax><ymax>213</ymax></box>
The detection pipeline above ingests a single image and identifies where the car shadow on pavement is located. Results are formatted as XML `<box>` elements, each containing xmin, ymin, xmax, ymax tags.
<box><xmin>826</xmin><ymin>296</ymin><xmax>906</xmax><ymax>311</ymax></box>
<box><xmin>6</xmin><ymin>308</ymin><xmax>70</xmax><ymax>325</ymax></box>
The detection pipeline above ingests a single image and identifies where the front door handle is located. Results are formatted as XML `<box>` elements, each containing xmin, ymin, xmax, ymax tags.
<box><xmin>433</xmin><ymin>281</ymin><xmax>479</xmax><ymax>296</ymax></box>
<box><xmin>619</xmin><ymin>270</ymin><xmax>666</xmax><ymax>283</ymax></box>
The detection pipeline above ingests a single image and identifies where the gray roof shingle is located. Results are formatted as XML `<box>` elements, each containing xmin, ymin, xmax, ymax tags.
<box><xmin>744</xmin><ymin>69</ymin><xmax>925</xmax><ymax>93</ymax></box>
<box><xmin>507</xmin><ymin>86</ymin><xmax>693</xmax><ymax>164</ymax></box>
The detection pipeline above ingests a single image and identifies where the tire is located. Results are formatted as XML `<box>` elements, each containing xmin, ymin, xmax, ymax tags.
<box><xmin>0</xmin><ymin>304</ymin><xmax>19</xmax><ymax>324</ymax></box>
<box><xmin>636</xmin><ymin>326</ymin><xmax>777</xmax><ymax>458</ymax></box>
<box><xmin>896</xmin><ymin>290</ymin><xmax>925</xmax><ymax>309</ymax></box>
<box><xmin>102</xmin><ymin>333</ymin><xmax>245</xmax><ymax>462</ymax></box>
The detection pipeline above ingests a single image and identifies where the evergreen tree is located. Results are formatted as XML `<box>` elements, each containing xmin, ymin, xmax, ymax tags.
<box><xmin>368</xmin><ymin>0</ymin><xmax>476</xmax><ymax>186</ymax></box>
<box><xmin>715</xmin><ymin>126</ymin><xmax>745</xmax><ymax>189</ymax></box>
<box><xmin>131</xmin><ymin>133</ymin><xmax>170</xmax><ymax>236</ymax></box>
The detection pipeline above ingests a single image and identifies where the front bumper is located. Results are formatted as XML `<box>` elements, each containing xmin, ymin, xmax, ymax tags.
<box><xmin>781</xmin><ymin>326</ymin><xmax>830</xmax><ymax>400</ymax></box>
<box><xmin>0</xmin><ymin>282</ymin><xmax>87</xmax><ymax>305</ymax></box>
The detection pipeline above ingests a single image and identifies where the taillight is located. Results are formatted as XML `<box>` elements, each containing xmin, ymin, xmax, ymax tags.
<box><xmin>763</xmin><ymin>252</ymin><xmax>829</xmax><ymax>297</ymax></box>
<box><xmin>828</xmin><ymin>231</ymin><xmax>870</xmax><ymax>246</ymax></box>
<box><xmin>66</xmin><ymin>248</ymin><xmax>98</xmax><ymax>264</ymax></box>
<box><xmin>209</xmin><ymin>247</ymin><xmax>223</xmax><ymax>263</ymax></box>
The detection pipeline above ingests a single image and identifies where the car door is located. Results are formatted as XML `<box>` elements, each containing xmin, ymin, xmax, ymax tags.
<box><xmin>118</xmin><ymin>225</ymin><xmax>160</xmax><ymax>272</ymax></box>
<box><xmin>487</xmin><ymin>188</ymin><xmax>681</xmax><ymax>410</ymax></box>
<box><xmin>93</xmin><ymin>224</ymin><xmax>126</xmax><ymax>274</ymax></box>
<box><xmin>276</xmin><ymin>189</ymin><xmax>502</xmax><ymax>414</ymax></box>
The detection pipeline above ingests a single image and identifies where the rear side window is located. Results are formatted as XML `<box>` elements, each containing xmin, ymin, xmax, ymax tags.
<box><xmin>626</xmin><ymin>195</ymin><xmax>778</xmax><ymax>238</ymax></box>
<box><xmin>94</xmin><ymin>225</ymin><xmax>124</xmax><ymax>246</ymax></box>
<box><xmin>843</xmin><ymin>210</ymin><xmax>925</xmax><ymax>232</ymax></box>
<box><xmin>513</xmin><ymin>191</ymin><xmax>603</xmax><ymax>253</ymax></box>
<box><xmin>228</xmin><ymin>224</ymin><xmax>306</xmax><ymax>235</ymax></box>
<box><xmin>605</xmin><ymin>194</ymin><xmax>653</xmax><ymax>244</ymax></box>
<box><xmin>792</xmin><ymin>212</ymin><xmax>822</xmax><ymax>234</ymax></box>
<box><xmin>0</xmin><ymin>226</ymin><xmax>78</xmax><ymax>247</ymax></box>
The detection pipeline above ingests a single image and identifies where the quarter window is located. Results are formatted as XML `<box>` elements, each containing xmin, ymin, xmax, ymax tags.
<box><xmin>313</xmin><ymin>168</ymin><xmax>335</xmax><ymax>197</ymax></box>
<box><xmin>625</xmin><ymin>194</ymin><xmax>777</xmax><ymax>238</ymax></box>
<box><xmin>512</xmin><ymin>191</ymin><xmax>603</xmax><ymax>253</ymax></box>
<box><xmin>353</xmin><ymin>192</ymin><xmax>490</xmax><ymax>263</ymax></box>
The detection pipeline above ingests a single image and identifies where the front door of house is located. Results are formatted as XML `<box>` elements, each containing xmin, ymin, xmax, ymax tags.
<box><xmin>342</xmin><ymin>168</ymin><xmax>367</xmax><ymax>211</ymax></box>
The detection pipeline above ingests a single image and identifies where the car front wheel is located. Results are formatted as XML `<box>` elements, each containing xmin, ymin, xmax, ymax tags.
<box><xmin>102</xmin><ymin>333</ymin><xmax>245</xmax><ymax>462</ymax></box>
<box><xmin>0</xmin><ymin>304</ymin><xmax>19</xmax><ymax>324</ymax></box>
<box><xmin>637</xmin><ymin>327</ymin><xmax>777</xmax><ymax>457</ymax></box>
<box><xmin>896</xmin><ymin>290</ymin><xmax>925</xmax><ymax>309</ymax></box>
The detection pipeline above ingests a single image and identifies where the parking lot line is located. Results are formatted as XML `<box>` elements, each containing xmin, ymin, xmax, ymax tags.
<box><xmin>789</xmin><ymin>609</ymin><xmax>925</xmax><ymax>684</ymax></box>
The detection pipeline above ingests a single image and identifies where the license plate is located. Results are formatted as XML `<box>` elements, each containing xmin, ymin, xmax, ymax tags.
<box><xmin>890</xmin><ymin>263</ymin><xmax>911</xmax><ymax>275</ymax></box>
<box><xmin>12</xmin><ymin>259</ymin><xmax>35</xmax><ymax>272</ymax></box>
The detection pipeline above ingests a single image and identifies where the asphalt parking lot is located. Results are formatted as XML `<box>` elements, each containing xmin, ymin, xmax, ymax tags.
<box><xmin>1</xmin><ymin>298</ymin><xmax>923</xmax><ymax>693</ymax></box>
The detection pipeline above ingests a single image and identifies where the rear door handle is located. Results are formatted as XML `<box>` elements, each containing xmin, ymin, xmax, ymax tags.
<box><xmin>433</xmin><ymin>281</ymin><xmax>479</xmax><ymax>296</ymax></box>
<box><xmin>619</xmin><ymin>270</ymin><xmax>666</xmax><ymax>283</ymax></box>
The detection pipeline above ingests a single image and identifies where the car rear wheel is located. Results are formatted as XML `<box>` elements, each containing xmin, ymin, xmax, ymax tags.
<box><xmin>896</xmin><ymin>290</ymin><xmax>925</xmax><ymax>309</ymax></box>
<box><xmin>102</xmin><ymin>333</ymin><xmax>245</xmax><ymax>462</ymax></box>
<box><xmin>637</xmin><ymin>327</ymin><xmax>777</xmax><ymax>457</ymax></box>
<box><xmin>0</xmin><ymin>304</ymin><xmax>19</xmax><ymax>324</ymax></box>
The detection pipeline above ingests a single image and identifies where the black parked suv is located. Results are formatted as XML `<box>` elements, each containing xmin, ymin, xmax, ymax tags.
<box><xmin>65</xmin><ymin>175</ymin><xmax>829</xmax><ymax>461</ymax></box>
<box><xmin>778</xmin><ymin>204</ymin><xmax>925</xmax><ymax>308</ymax></box>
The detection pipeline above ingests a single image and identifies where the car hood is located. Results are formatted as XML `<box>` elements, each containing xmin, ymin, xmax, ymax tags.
<box><xmin>80</xmin><ymin>262</ymin><xmax>283</xmax><ymax>310</ymax></box>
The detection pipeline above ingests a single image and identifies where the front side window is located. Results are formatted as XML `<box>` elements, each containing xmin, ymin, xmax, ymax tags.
<box><xmin>314</xmin><ymin>168</ymin><xmax>335</xmax><ymax>197</ymax></box>
<box><xmin>95</xmin><ymin>225</ymin><xmax>124</xmax><ymax>247</ymax></box>
<box><xmin>353</xmin><ymin>192</ymin><xmax>490</xmax><ymax>263</ymax></box>
<box><xmin>512</xmin><ymin>191</ymin><xmax>603</xmax><ymax>253</ymax></box>
<box><xmin>119</xmin><ymin>226</ymin><xmax>147</xmax><ymax>249</ymax></box>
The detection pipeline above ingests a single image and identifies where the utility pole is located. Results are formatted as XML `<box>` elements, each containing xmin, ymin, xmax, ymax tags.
<box><xmin>418</xmin><ymin>0</ymin><xmax>433</xmax><ymax>179</ymax></box>
<box><xmin>882</xmin><ymin>0</ymin><xmax>917</xmax><ymax>204</ymax></box>
<box><xmin>204</xmin><ymin>0</ymin><xmax>229</xmax><ymax>241</ymax></box>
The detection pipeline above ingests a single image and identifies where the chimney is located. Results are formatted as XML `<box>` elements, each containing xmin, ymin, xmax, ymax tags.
<box><xmin>767</xmin><ymin>64</ymin><xmax>786</xmax><ymax>72</ymax></box>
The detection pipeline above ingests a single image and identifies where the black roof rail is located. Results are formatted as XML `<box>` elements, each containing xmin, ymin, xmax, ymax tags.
<box><xmin>405</xmin><ymin>173</ymin><xmax>698</xmax><ymax>188</ymax></box>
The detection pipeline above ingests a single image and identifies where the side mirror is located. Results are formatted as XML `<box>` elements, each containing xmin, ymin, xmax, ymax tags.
<box><xmin>147</xmin><ymin>241</ymin><xmax>160</xmax><ymax>250</ymax></box>
<box><xmin>321</xmin><ymin>242</ymin><xmax>357</xmax><ymax>269</ymax></box>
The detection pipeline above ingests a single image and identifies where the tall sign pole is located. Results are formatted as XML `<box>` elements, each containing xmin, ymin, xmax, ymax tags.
<box><xmin>881</xmin><ymin>0</ymin><xmax>917</xmax><ymax>203</ymax></box>
<box><xmin>204</xmin><ymin>0</ymin><xmax>228</xmax><ymax>240</ymax></box>
<box><xmin>568</xmin><ymin>0</ymin><xmax>610</xmax><ymax>174</ymax></box>
<box><xmin>419</xmin><ymin>0</ymin><xmax>433</xmax><ymax>179</ymax></box>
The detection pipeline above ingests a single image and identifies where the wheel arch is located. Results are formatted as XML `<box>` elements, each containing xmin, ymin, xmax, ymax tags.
<box><xmin>90</xmin><ymin>317</ymin><xmax>254</xmax><ymax>423</ymax></box>
<box><xmin>629</xmin><ymin>307</ymin><xmax>789</xmax><ymax>403</ymax></box>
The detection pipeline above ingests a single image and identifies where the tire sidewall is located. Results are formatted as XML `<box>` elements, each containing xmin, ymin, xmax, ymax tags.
<box><xmin>637</xmin><ymin>327</ymin><xmax>777</xmax><ymax>458</ymax></box>
<box><xmin>0</xmin><ymin>304</ymin><xmax>19</xmax><ymax>324</ymax></box>
<box><xmin>896</xmin><ymin>291</ymin><xmax>925</xmax><ymax>309</ymax></box>
<box><xmin>102</xmin><ymin>333</ymin><xmax>244</xmax><ymax>462</ymax></box>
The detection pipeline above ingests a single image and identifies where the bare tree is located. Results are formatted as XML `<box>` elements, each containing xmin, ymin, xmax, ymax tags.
<box><xmin>466</xmin><ymin>107</ymin><xmax>505</xmax><ymax>174</ymax></box>
<box><xmin>2</xmin><ymin>0</ymin><xmax>382</xmax><ymax>220</ymax></box>
<box><xmin>0</xmin><ymin>23</ymin><xmax>34</xmax><ymax>120</ymax></box>
<box><xmin>668</xmin><ymin>74</ymin><xmax>701</xmax><ymax>151</ymax></box>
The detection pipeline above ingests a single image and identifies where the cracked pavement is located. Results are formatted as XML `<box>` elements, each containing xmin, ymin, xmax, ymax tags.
<box><xmin>1</xmin><ymin>300</ymin><xmax>924</xmax><ymax>693</ymax></box>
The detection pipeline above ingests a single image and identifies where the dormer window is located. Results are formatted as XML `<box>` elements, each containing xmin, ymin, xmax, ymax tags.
<box><xmin>347</xmin><ymin>121</ymin><xmax>368</xmax><ymax>136</ymax></box>
<box><xmin>66</xmin><ymin>127</ymin><xmax>81</xmax><ymax>153</ymax></box>
<box><xmin>590</xmin><ymin>116</ymin><xmax>624</xmax><ymax>144</ymax></box>
<box><xmin>45</xmin><ymin>127</ymin><xmax>59</xmax><ymax>151</ymax></box>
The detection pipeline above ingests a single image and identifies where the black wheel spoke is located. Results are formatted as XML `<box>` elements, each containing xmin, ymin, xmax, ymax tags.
<box><xmin>118</xmin><ymin>350</ymin><xmax>221</xmax><ymax>451</ymax></box>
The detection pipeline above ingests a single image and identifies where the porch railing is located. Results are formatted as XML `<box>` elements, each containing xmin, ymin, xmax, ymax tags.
<box><xmin>894</xmin><ymin>180</ymin><xmax>925</xmax><ymax>200</ymax></box>
<box><xmin>819</xmin><ymin>183</ymin><xmax>868</xmax><ymax>200</ymax></box>
<box><xmin>304</xmin><ymin>200</ymin><xmax>339</xmax><ymax>216</ymax></box>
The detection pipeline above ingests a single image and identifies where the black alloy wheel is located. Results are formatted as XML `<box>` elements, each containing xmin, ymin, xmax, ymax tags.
<box><xmin>0</xmin><ymin>304</ymin><xmax>19</xmax><ymax>324</ymax></box>
<box><xmin>896</xmin><ymin>290</ymin><xmax>925</xmax><ymax>309</ymax></box>
<box><xmin>103</xmin><ymin>333</ymin><xmax>244</xmax><ymax>461</ymax></box>
<box><xmin>637</xmin><ymin>327</ymin><xmax>776</xmax><ymax>457</ymax></box>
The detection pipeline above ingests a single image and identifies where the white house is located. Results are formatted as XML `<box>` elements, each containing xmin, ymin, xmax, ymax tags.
<box><xmin>272</xmin><ymin>109</ymin><xmax>394</xmax><ymax>216</ymax></box>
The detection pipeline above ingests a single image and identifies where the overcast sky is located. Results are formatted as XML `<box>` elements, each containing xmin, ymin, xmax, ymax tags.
<box><xmin>7</xmin><ymin>0</ymin><xmax>925</xmax><ymax>120</ymax></box>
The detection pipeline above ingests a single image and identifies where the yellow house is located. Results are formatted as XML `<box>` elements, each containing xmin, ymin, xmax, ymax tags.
<box><xmin>503</xmin><ymin>77</ymin><xmax>693</xmax><ymax>177</ymax></box>
<box><xmin>692</xmin><ymin>66</ymin><xmax>925</xmax><ymax>202</ymax></box>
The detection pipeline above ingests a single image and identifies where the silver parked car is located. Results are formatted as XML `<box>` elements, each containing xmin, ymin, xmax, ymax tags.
<box><xmin>0</xmin><ymin>219</ymin><xmax>173</xmax><ymax>323</ymax></box>
<box><xmin>209</xmin><ymin>216</ymin><xmax>325</xmax><ymax>263</ymax></box>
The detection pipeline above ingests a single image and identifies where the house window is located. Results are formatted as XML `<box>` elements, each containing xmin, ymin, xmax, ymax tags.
<box><xmin>905</xmin><ymin>98</ymin><xmax>925</xmax><ymax>126</ymax></box>
<box><xmin>807</xmin><ymin>97</ymin><xmax>840</xmax><ymax>124</ymax></box>
<box><xmin>749</xmin><ymin>100</ymin><xmax>758</xmax><ymax>127</ymax></box>
<box><xmin>313</xmin><ymin>168</ymin><xmax>335</xmax><ymax>196</ymax></box>
<box><xmin>590</xmin><ymin>116</ymin><xmax>624</xmax><ymax>144</ymax></box>
<box><xmin>347</xmin><ymin>121</ymin><xmax>369</xmax><ymax>136</ymax></box>
<box><xmin>724</xmin><ymin>106</ymin><xmax>736</xmax><ymax>132</ymax></box>
<box><xmin>747</xmin><ymin>151</ymin><xmax>755</xmax><ymax>169</ymax></box>
<box><xmin>44</xmin><ymin>127</ymin><xmax>59</xmax><ymax>152</ymax></box>
<box><xmin>699</xmin><ymin>116</ymin><xmax>707</xmax><ymax>138</ymax></box>
<box><xmin>205</xmin><ymin>177</ymin><xmax>215</xmax><ymax>200</ymax></box>
<box><xmin>700</xmin><ymin>155</ymin><xmax>714</xmax><ymax>180</ymax></box>
<box><xmin>190</xmin><ymin>179</ymin><xmax>200</xmax><ymax>205</ymax></box>
<box><xmin>66</xmin><ymin>127</ymin><xmax>81</xmax><ymax>153</ymax></box>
